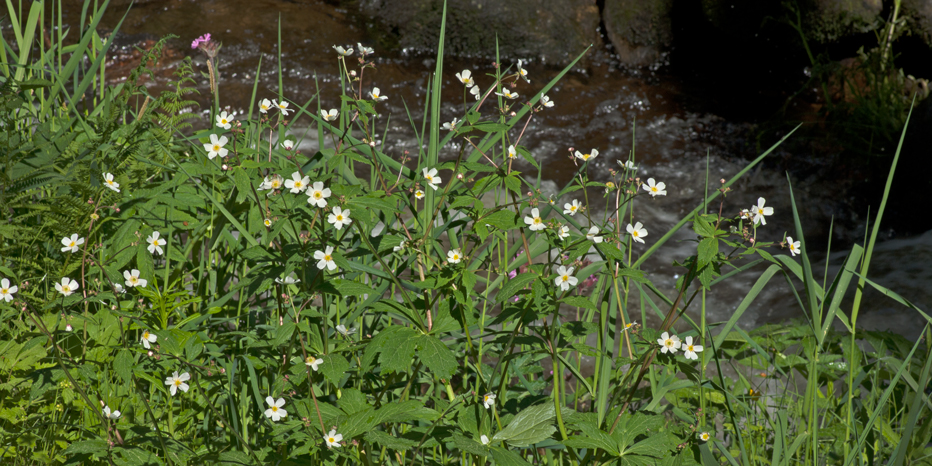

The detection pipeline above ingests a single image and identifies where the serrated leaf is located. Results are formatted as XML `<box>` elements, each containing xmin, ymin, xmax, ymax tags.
<box><xmin>365</xmin><ymin>430</ymin><xmax>418</xmax><ymax>450</ymax></box>
<box><xmin>334</xmin><ymin>279</ymin><xmax>375</xmax><ymax>297</ymax></box>
<box><xmin>453</xmin><ymin>433</ymin><xmax>491</xmax><ymax>456</ymax></box>
<box><xmin>596</xmin><ymin>242</ymin><xmax>626</xmax><ymax>261</ymax></box>
<box><xmin>698</xmin><ymin>237</ymin><xmax>718</xmax><ymax>267</ymax></box>
<box><xmin>113</xmin><ymin>349</ymin><xmax>134</xmax><ymax>385</ymax></box>
<box><xmin>63</xmin><ymin>440</ymin><xmax>109</xmax><ymax>455</ymax></box>
<box><xmin>482</xmin><ymin>209</ymin><xmax>519</xmax><ymax>231</ymax></box>
<box><xmin>491</xmin><ymin>447</ymin><xmax>534</xmax><ymax>466</ymax></box>
<box><xmin>492</xmin><ymin>403</ymin><xmax>557</xmax><ymax>447</ymax></box>
<box><xmin>320</xmin><ymin>353</ymin><xmax>350</xmax><ymax>384</ymax></box>
<box><xmin>417</xmin><ymin>335</ymin><xmax>456</xmax><ymax>379</ymax></box>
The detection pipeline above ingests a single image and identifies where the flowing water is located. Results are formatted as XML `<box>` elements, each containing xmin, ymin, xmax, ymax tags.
<box><xmin>40</xmin><ymin>0</ymin><xmax>930</xmax><ymax>340</ymax></box>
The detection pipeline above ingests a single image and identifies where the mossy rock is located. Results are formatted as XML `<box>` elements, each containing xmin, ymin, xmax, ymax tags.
<box><xmin>602</xmin><ymin>0</ymin><xmax>673</xmax><ymax>66</ymax></box>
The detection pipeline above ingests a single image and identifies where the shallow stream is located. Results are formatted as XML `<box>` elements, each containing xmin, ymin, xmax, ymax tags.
<box><xmin>43</xmin><ymin>0</ymin><xmax>931</xmax><ymax>340</ymax></box>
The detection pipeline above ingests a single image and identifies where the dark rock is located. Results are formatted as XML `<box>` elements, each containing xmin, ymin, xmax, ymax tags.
<box><xmin>347</xmin><ymin>0</ymin><xmax>600</xmax><ymax>65</ymax></box>
<box><xmin>602</xmin><ymin>0</ymin><xmax>673</xmax><ymax>67</ymax></box>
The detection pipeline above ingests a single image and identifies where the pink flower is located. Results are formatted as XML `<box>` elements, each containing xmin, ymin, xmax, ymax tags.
<box><xmin>191</xmin><ymin>33</ymin><xmax>211</xmax><ymax>49</ymax></box>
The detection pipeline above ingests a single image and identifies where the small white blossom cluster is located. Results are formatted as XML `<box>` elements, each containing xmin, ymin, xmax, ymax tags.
<box><xmin>657</xmin><ymin>332</ymin><xmax>704</xmax><ymax>360</ymax></box>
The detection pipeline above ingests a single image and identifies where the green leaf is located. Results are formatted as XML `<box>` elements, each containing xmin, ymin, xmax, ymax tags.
<box><xmin>113</xmin><ymin>349</ymin><xmax>134</xmax><ymax>385</ymax></box>
<box><xmin>491</xmin><ymin>447</ymin><xmax>534</xmax><ymax>466</ymax></box>
<box><xmin>453</xmin><ymin>433</ymin><xmax>491</xmax><ymax>456</ymax></box>
<box><xmin>63</xmin><ymin>440</ymin><xmax>109</xmax><ymax>455</ymax></box>
<box><xmin>492</xmin><ymin>403</ymin><xmax>557</xmax><ymax>447</ymax></box>
<box><xmin>334</xmin><ymin>279</ymin><xmax>376</xmax><ymax>297</ymax></box>
<box><xmin>417</xmin><ymin>335</ymin><xmax>457</xmax><ymax>379</ymax></box>
<box><xmin>338</xmin><ymin>388</ymin><xmax>370</xmax><ymax>415</ymax></box>
<box><xmin>698</xmin><ymin>237</ymin><xmax>718</xmax><ymax>266</ymax></box>
<box><xmin>596</xmin><ymin>242</ymin><xmax>626</xmax><ymax>262</ymax></box>
<box><xmin>482</xmin><ymin>209</ymin><xmax>519</xmax><ymax>231</ymax></box>
<box><xmin>562</xmin><ymin>296</ymin><xmax>597</xmax><ymax>310</ymax></box>
<box><xmin>497</xmin><ymin>273</ymin><xmax>537</xmax><ymax>303</ymax></box>
<box><xmin>365</xmin><ymin>430</ymin><xmax>418</xmax><ymax>451</ymax></box>
<box><xmin>320</xmin><ymin>353</ymin><xmax>350</xmax><ymax>384</ymax></box>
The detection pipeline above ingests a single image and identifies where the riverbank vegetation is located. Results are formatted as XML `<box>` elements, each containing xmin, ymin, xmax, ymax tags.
<box><xmin>1</xmin><ymin>1</ymin><xmax>930</xmax><ymax>465</ymax></box>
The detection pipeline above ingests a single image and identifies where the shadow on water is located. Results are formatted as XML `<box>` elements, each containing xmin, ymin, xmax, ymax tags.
<box><xmin>29</xmin><ymin>0</ymin><xmax>929</xmax><ymax>340</ymax></box>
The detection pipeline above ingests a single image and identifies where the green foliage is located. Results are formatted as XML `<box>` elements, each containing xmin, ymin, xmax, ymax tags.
<box><xmin>0</xmin><ymin>1</ymin><xmax>929</xmax><ymax>465</ymax></box>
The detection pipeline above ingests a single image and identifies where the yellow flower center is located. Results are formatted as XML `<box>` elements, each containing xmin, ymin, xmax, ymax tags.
<box><xmin>222</xmin><ymin>118</ymin><xmax>228</xmax><ymax>124</ymax></box>
<box><xmin>62</xmin><ymin>285</ymin><xmax>71</xmax><ymax>292</ymax></box>
<box><xmin>272</xmin><ymin>181</ymin><xmax>281</xmax><ymax>188</ymax></box>
<box><xmin>651</xmin><ymin>187</ymin><xmax>658</xmax><ymax>192</ymax></box>
<box><xmin>314</xmin><ymin>192</ymin><xmax>322</xmax><ymax>199</ymax></box>
<box><xmin>69</xmin><ymin>241</ymin><xmax>75</xmax><ymax>247</ymax></box>
<box><xmin>1</xmin><ymin>288</ymin><xmax>7</xmax><ymax>294</ymax></box>
<box><xmin>533</xmin><ymin>218</ymin><xmax>541</xmax><ymax>224</ymax></box>
<box><xmin>688</xmin><ymin>345</ymin><xmax>694</xmax><ymax>351</ymax></box>
<box><xmin>271</xmin><ymin>406</ymin><xmax>278</xmax><ymax>412</ymax></box>
<box><xmin>107</xmin><ymin>180</ymin><xmax>114</xmax><ymax>185</ymax></box>
<box><xmin>336</xmin><ymin>215</ymin><xmax>343</xmax><ymax>221</ymax></box>
<box><xmin>143</xmin><ymin>331</ymin><xmax>149</xmax><ymax>339</ymax></box>
<box><xmin>633</xmin><ymin>231</ymin><xmax>639</xmax><ymax>237</ymax></box>
<box><xmin>453</xmin><ymin>254</ymin><xmax>459</xmax><ymax>260</ymax></box>
<box><xmin>152</xmin><ymin>240</ymin><xmax>159</xmax><ymax>246</ymax></box>
<box><xmin>174</xmin><ymin>379</ymin><xmax>181</xmax><ymax>387</ymax></box>
<box><xmin>571</xmin><ymin>206</ymin><xmax>577</xmax><ymax>212</ymax></box>
<box><xmin>329</xmin><ymin>437</ymin><xmax>336</xmax><ymax>443</ymax></box>
<box><xmin>213</xmin><ymin>145</ymin><xmax>220</xmax><ymax>151</ymax></box>
<box><xmin>561</xmin><ymin>275</ymin><xmax>569</xmax><ymax>282</ymax></box>
<box><xmin>324</xmin><ymin>255</ymin><xmax>332</xmax><ymax>262</ymax></box>
<box><xmin>295</xmin><ymin>181</ymin><xmax>302</xmax><ymax>188</ymax></box>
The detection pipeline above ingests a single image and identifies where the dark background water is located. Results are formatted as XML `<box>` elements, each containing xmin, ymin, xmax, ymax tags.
<box><xmin>16</xmin><ymin>0</ymin><xmax>929</xmax><ymax>339</ymax></box>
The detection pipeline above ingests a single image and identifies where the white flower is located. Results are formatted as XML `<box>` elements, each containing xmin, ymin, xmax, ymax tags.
<box><xmin>480</xmin><ymin>435</ymin><xmax>490</xmax><ymax>445</ymax></box>
<box><xmin>141</xmin><ymin>329</ymin><xmax>157</xmax><ymax>349</ymax></box>
<box><xmin>328</xmin><ymin>206</ymin><xmax>352</xmax><ymax>230</ymax></box>
<box><xmin>423</xmin><ymin>168</ymin><xmax>441</xmax><ymax>191</ymax></box>
<box><xmin>281</xmin><ymin>139</ymin><xmax>294</xmax><ymax>150</ymax></box>
<box><xmin>305</xmin><ymin>355</ymin><xmax>322</xmax><ymax>371</ymax></box>
<box><xmin>456</xmin><ymin>69</ymin><xmax>475</xmax><ymax>87</ymax></box>
<box><xmin>443</xmin><ymin>118</ymin><xmax>460</xmax><ymax>131</ymax></box>
<box><xmin>657</xmin><ymin>332</ymin><xmax>681</xmax><ymax>354</ymax></box>
<box><xmin>495</xmin><ymin>88</ymin><xmax>519</xmax><ymax>100</ymax></box>
<box><xmin>642</xmin><ymin>178</ymin><xmax>666</xmax><ymax>197</ymax></box>
<box><xmin>314</xmin><ymin>246</ymin><xmax>338</xmax><ymax>271</ymax></box>
<box><xmin>557</xmin><ymin>225</ymin><xmax>570</xmax><ymax>241</ymax></box>
<box><xmin>683</xmin><ymin>336</ymin><xmax>704</xmax><ymax>360</ymax></box>
<box><xmin>751</xmin><ymin>197</ymin><xmax>773</xmax><ymax>225</ymax></box>
<box><xmin>60</xmin><ymin>234</ymin><xmax>85</xmax><ymax>253</ymax></box>
<box><xmin>482</xmin><ymin>393</ymin><xmax>496</xmax><ymax>409</ymax></box>
<box><xmin>563</xmin><ymin>200</ymin><xmax>581</xmax><ymax>216</ymax></box>
<box><xmin>321</xmin><ymin>108</ymin><xmax>339</xmax><ymax>121</ymax></box>
<box><xmin>164</xmin><ymin>371</ymin><xmax>190</xmax><ymax>396</ymax></box>
<box><xmin>357</xmin><ymin>43</ymin><xmax>374</xmax><ymax>56</ymax></box>
<box><xmin>274</xmin><ymin>99</ymin><xmax>292</xmax><ymax>115</ymax></box>
<box><xmin>123</xmin><ymin>269</ymin><xmax>147</xmax><ymax>288</ymax></box>
<box><xmin>113</xmin><ymin>283</ymin><xmax>124</xmax><ymax>294</ymax></box>
<box><xmin>698</xmin><ymin>432</ymin><xmax>711</xmax><ymax>442</ymax></box>
<box><xmin>470</xmin><ymin>85</ymin><xmax>480</xmax><ymax>100</ymax></box>
<box><xmin>258</xmin><ymin>98</ymin><xmax>272</xmax><ymax>113</ymax></box>
<box><xmin>393</xmin><ymin>239</ymin><xmax>407</xmax><ymax>252</ymax></box>
<box><xmin>586</xmin><ymin>226</ymin><xmax>603</xmax><ymax>243</ymax></box>
<box><xmin>264</xmin><ymin>218</ymin><xmax>272</xmax><ymax>227</ymax></box>
<box><xmin>303</xmin><ymin>182</ymin><xmax>331</xmax><ymax>208</ymax></box>
<box><xmin>626</xmin><ymin>222</ymin><xmax>648</xmax><ymax>244</ymax></box>
<box><xmin>739</xmin><ymin>209</ymin><xmax>751</xmax><ymax>220</ymax></box>
<box><xmin>415</xmin><ymin>189</ymin><xmax>425</xmax><ymax>200</ymax></box>
<box><xmin>264</xmin><ymin>396</ymin><xmax>288</xmax><ymax>422</ymax></box>
<box><xmin>147</xmin><ymin>231</ymin><xmax>166</xmax><ymax>255</ymax></box>
<box><xmin>787</xmin><ymin>236</ymin><xmax>801</xmax><ymax>256</ymax></box>
<box><xmin>215</xmin><ymin>111</ymin><xmax>233</xmax><ymax>129</ymax></box>
<box><xmin>275</xmin><ymin>274</ymin><xmax>300</xmax><ymax>285</ymax></box>
<box><xmin>258</xmin><ymin>174</ymin><xmax>283</xmax><ymax>191</ymax></box>
<box><xmin>369</xmin><ymin>87</ymin><xmax>387</xmax><ymax>102</ymax></box>
<box><xmin>103</xmin><ymin>406</ymin><xmax>121</xmax><ymax>420</ymax></box>
<box><xmin>0</xmin><ymin>278</ymin><xmax>17</xmax><ymax>303</ymax></box>
<box><xmin>324</xmin><ymin>429</ymin><xmax>343</xmax><ymax>448</ymax></box>
<box><xmin>55</xmin><ymin>277</ymin><xmax>79</xmax><ymax>297</ymax></box>
<box><xmin>540</xmin><ymin>94</ymin><xmax>554</xmax><ymax>107</ymax></box>
<box><xmin>65</xmin><ymin>324</ymin><xmax>72</xmax><ymax>332</ymax></box>
<box><xmin>103</xmin><ymin>173</ymin><xmax>121</xmax><ymax>193</ymax></box>
<box><xmin>332</xmin><ymin>44</ymin><xmax>353</xmax><ymax>56</ymax></box>
<box><xmin>447</xmin><ymin>249</ymin><xmax>463</xmax><ymax>264</ymax></box>
<box><xmin>507</xmin><ymin>145</ymin><xmax>517</xmax><ymax>159</ymax></box>
<box><xmin>554</xmin><ymin>265</ymin><xmax>578</xmax><ymax>291</ymax></box>
<box><xmin>203</xmin><ymin>134</ymin><xmax>229</xmax><ymax>160</ymax></box>
<box><xmin>516</xmin><ymin>59</ymin><xmax>530</xmax><ymax>83</ymax></box>
<box><xmin>574</xmin><ymin>149</ymin><xmax>598</xmax><ymax>162</ymax></box>
<box><xmin>336</xmin><ymin>324</ymin><xmax>356</xmax><ymax>337</ymax></box>
<box><xmin>285</xmin><ymin>172</ymin><xmax>310</xmax><ymax>194</ymax></box>
<box><xmin>524</xmin><ymin>208</ymin><xmax>545</xmax><ymax>231</ymax></box>
<box><xmin>618</xmin><ymin>160</ymin><xmax>636</xmax><ymax>170</ymax></box>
